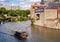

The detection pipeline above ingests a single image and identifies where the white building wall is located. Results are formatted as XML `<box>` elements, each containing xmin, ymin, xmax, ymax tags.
<box><xmin>34</xmin><ymin>9</ymin><xmax>60</xmax><ymax>29</ymax></box>
<box><xmin>34</xmin><ymin>12</ymin><xmax>45</xmax><ymax>26</ymax></box>
<box><xmin>0</xmin><ymin>4</ymin><xmax>20</xmax><ymax>10</ymax></box>
<box><xmin>44</xmin><ymin>9</ymin><xmax>58</xmax><ymax>29</ymax></box>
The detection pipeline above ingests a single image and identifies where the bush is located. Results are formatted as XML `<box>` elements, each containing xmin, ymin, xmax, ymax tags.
<box><xmin>23</xmin><ymin>17</ymin><xmax>28</xmax><ymax>21</ymax></box>
<box><xmin>18</xmin><ymin>16</ymin><xmax>28</xmax><ymax>21</ymax></box>
<box><xmin>18</xmin><ymin>16</ymin><xmax>23</xmax><ymax>21</ymax></box>
<box><xmin>15</xmin><ymin>18</ymin><xmax>18</xmax><ymax>22</ymax></box>
<box><xmin>31</xmin><ymin>18</ymin><xmax>35</xmax><ymax>24</ymax></box>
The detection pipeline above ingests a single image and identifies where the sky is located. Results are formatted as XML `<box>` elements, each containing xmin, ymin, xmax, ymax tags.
<box><xmin>0</xmin><ymin>0</ymin><xmax>41</xmax><ymax>10</ymax></box>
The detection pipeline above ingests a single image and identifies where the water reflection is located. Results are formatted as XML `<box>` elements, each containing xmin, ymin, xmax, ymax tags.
<box><xmin>31</xmin><ymin>26</ymin><xmax>60</xmax><ymax>42</ymax></box>
<box><xmin>0</xmin><ymin>21</ymin><xmax>60</xmax><ymax>42</ymax></box>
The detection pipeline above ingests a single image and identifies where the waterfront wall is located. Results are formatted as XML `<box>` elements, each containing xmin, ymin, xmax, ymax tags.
<box><xmin>34</xmin><ymin>12</ymin><xmax>45</xmax><ymax>26</ymax></box>
<box><xmin>34</xmin><ymin>9</ymin><xmax>60</xmax><ymax>29</ymax></box>
<box><xmin>30</xmin><ymin>3</ymin><xmax>60</xmax><ymax>29</ymax></box>
<box><xmin>44</xmin><ymin>9</ymin><xmax>58</xmax><ymax>29</ymax></box>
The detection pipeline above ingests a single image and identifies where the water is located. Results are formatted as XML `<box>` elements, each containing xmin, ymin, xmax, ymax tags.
<box><xmin>0</xmin><ymin>21</ymin><xmax>60</xmax><ymax>42</ymax></box>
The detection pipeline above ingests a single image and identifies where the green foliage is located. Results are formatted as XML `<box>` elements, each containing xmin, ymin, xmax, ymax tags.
<box><xmin>7</xmin><ymin>10</ymin><xmax>12</xmax><ymax>16</ymax></box>
<box><xmin>0</xmin><ymin>7</ymin><xmax>6</xmax><ymax>14</ymax></box>
<box><xmin>31</xmin><ymin>18</ymin><xmax>35</xmax><ymax>24</ymax></box>
<box><xmin>0</xmin><ymin>7</ymin><xmax>30</xmax><ymax>21</ymax></box>
<box><xmin>18</xmin><ymin>16</ymin><xmax>28</xmax><ymax>21</ymax></box>
<box><xmin>18</xmin><ymin>16</ymin><xmax>23</xmax><ymax>21</ymax></box>
<box><xmin>7</xmin><ymin>10</ymin><xmax>18</xmax><ymax>16</ymax></box>
<box><xmin>0</xmin><ymin>7</ymin><xmax>30</xmax><ymax>17</ymax></box>
<box><xmin>25</xmin><ymin>10</ymin><xmax>30</xmax><ymax>15</ymax></box>
<box><xmin>15</xmin><ymin>9</ymin><xmax>20</xmax><ymax>15</ymax></box>
<box><xmin>23</xmin><ymin>17</ymin><xmax>28</xmax><ymax>21</ymax></box>
<box><xmin>14</xmin><ymin>18</ymin><xmax>18</xmax><ymax>22</ymax></box>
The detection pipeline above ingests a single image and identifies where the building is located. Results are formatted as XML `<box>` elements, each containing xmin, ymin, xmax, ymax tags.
<box><xmin>0</xmin><ymin>3</ymin><xmax>20</xmax><ymax>10</ymax></box>
<box><xmin>30</xmin><ymin>0</ymin><xmax>60</xmax><ymax>29</ymax></box>
<box><xmin>0</xmin><ymin>3</ymin><xmax>6</xmax><ymax>8</ymax></box>
<box><xmin>44</xmin><ymin>0</ymin><xmax>60</xmax><ymax>3</ymax></box>
<box><xmin>6</xmin><ymin>5</ymin><xmax>20</xmax><ymax>10</ymax></box>
<box><xmin>54</xmin><ymin>0</ymin><xmax>60</xmax><ymax>2</ymax></box>
<box><xmin>10</xmin><ymin>5</ymin><xmax>20</xmax><ymax>10</ymax></box>
<box><xmin>30</xmin><ymin>3</ymin><xmax>45</xmax><ymax>26</ymax></box>
<box><xmin>45</xmin><ymin>0</ymin><xmax>60</xmax><ymax>9</ymax></box>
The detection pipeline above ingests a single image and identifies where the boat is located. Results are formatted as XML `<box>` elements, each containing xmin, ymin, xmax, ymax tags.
<box><xmin>14</xmin><ymin>30</ymin><xmax>28</xmax><ymax>39</ymax></box>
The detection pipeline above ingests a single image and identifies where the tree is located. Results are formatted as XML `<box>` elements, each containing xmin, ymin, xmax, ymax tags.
<box><xmin>7</xmin><ymin>10</ymin><xmax>17</xmax><ymax>16</ymax></box>
<box><xmin>15</xmin><ymin>9</ymin><xmax>20</xmax><ymax>16</ymax></box>
<box><xmin>0</xmin><ymin>7</ymin><xmax>6</xmax><ymax>14</ymax></box>
<box><xmin>25</xmin><ymin>10</ymin><xmax>30</xmax><ymax>15</ymax></box>
<box><xmin>18</xmin><ymin>10</ymin><xmax>25</xmax><ymax>16</ymax></box>
<box><xmin>19</xmin><ymin>10</ymin><xmax>30</xmax><ymax>17</ymax></box>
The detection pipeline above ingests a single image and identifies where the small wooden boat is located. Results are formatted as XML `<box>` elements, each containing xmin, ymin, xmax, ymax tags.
<box><xmin>14</xmin><ymin>30</ymin><xmax>28</xmax><ymax>39</ymax></box>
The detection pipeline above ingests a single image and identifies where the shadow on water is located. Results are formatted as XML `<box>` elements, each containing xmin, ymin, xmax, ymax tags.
<box><xmin>0</xmin><ymin>21</ymin><xmax>60</xmax><ymax>42</ymax></box>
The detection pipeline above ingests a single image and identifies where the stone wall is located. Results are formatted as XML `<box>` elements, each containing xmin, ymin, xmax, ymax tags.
<box><xmin>32</xmin><ymin>9</ymin><xmax>60</xmax><ymax>29</ymax></box>
<box><xmin>34</xmin><ymin>12</ymin><xmax>45</xmax><ymax>26</ymax></box>
<box><xmin>57</xmin><ymin>13</ymin><xmax>60</xmax><ymax>29</ymax></box>
<box><xmin>44</xmin><ymin>9</ymin><xmax>58</xmax><ymax>29</ymax></box>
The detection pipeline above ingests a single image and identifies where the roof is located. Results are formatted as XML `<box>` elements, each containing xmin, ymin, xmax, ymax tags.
<box><xmin>46</xmin><ymin>2</ymin><xmax>60</xmax><ymax>9</ymax></box>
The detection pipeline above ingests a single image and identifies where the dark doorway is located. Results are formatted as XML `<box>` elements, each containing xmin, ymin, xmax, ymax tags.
<box><xmin>36</xmin><ymin>14</ymin><xmax>40</xmax><ymax>20</ymax></box>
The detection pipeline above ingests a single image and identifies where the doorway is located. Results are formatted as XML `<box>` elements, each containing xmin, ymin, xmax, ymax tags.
<box><xmin>36</xmin><ymin>14</ymin><xmax>40</xmax><ymax>20</ymax></box>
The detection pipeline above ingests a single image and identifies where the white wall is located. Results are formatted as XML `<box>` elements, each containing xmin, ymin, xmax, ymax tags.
<box><xmin>44</xmin><ymin>9</ymin><xmax>58</xmax><ymax>28</ymax></box>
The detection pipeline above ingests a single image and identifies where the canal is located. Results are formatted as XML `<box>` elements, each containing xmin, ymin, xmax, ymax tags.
<box><xmin>0</xmin><ymin>21</ymin><xmax>60</xmax><ymax>42</ymax></box>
